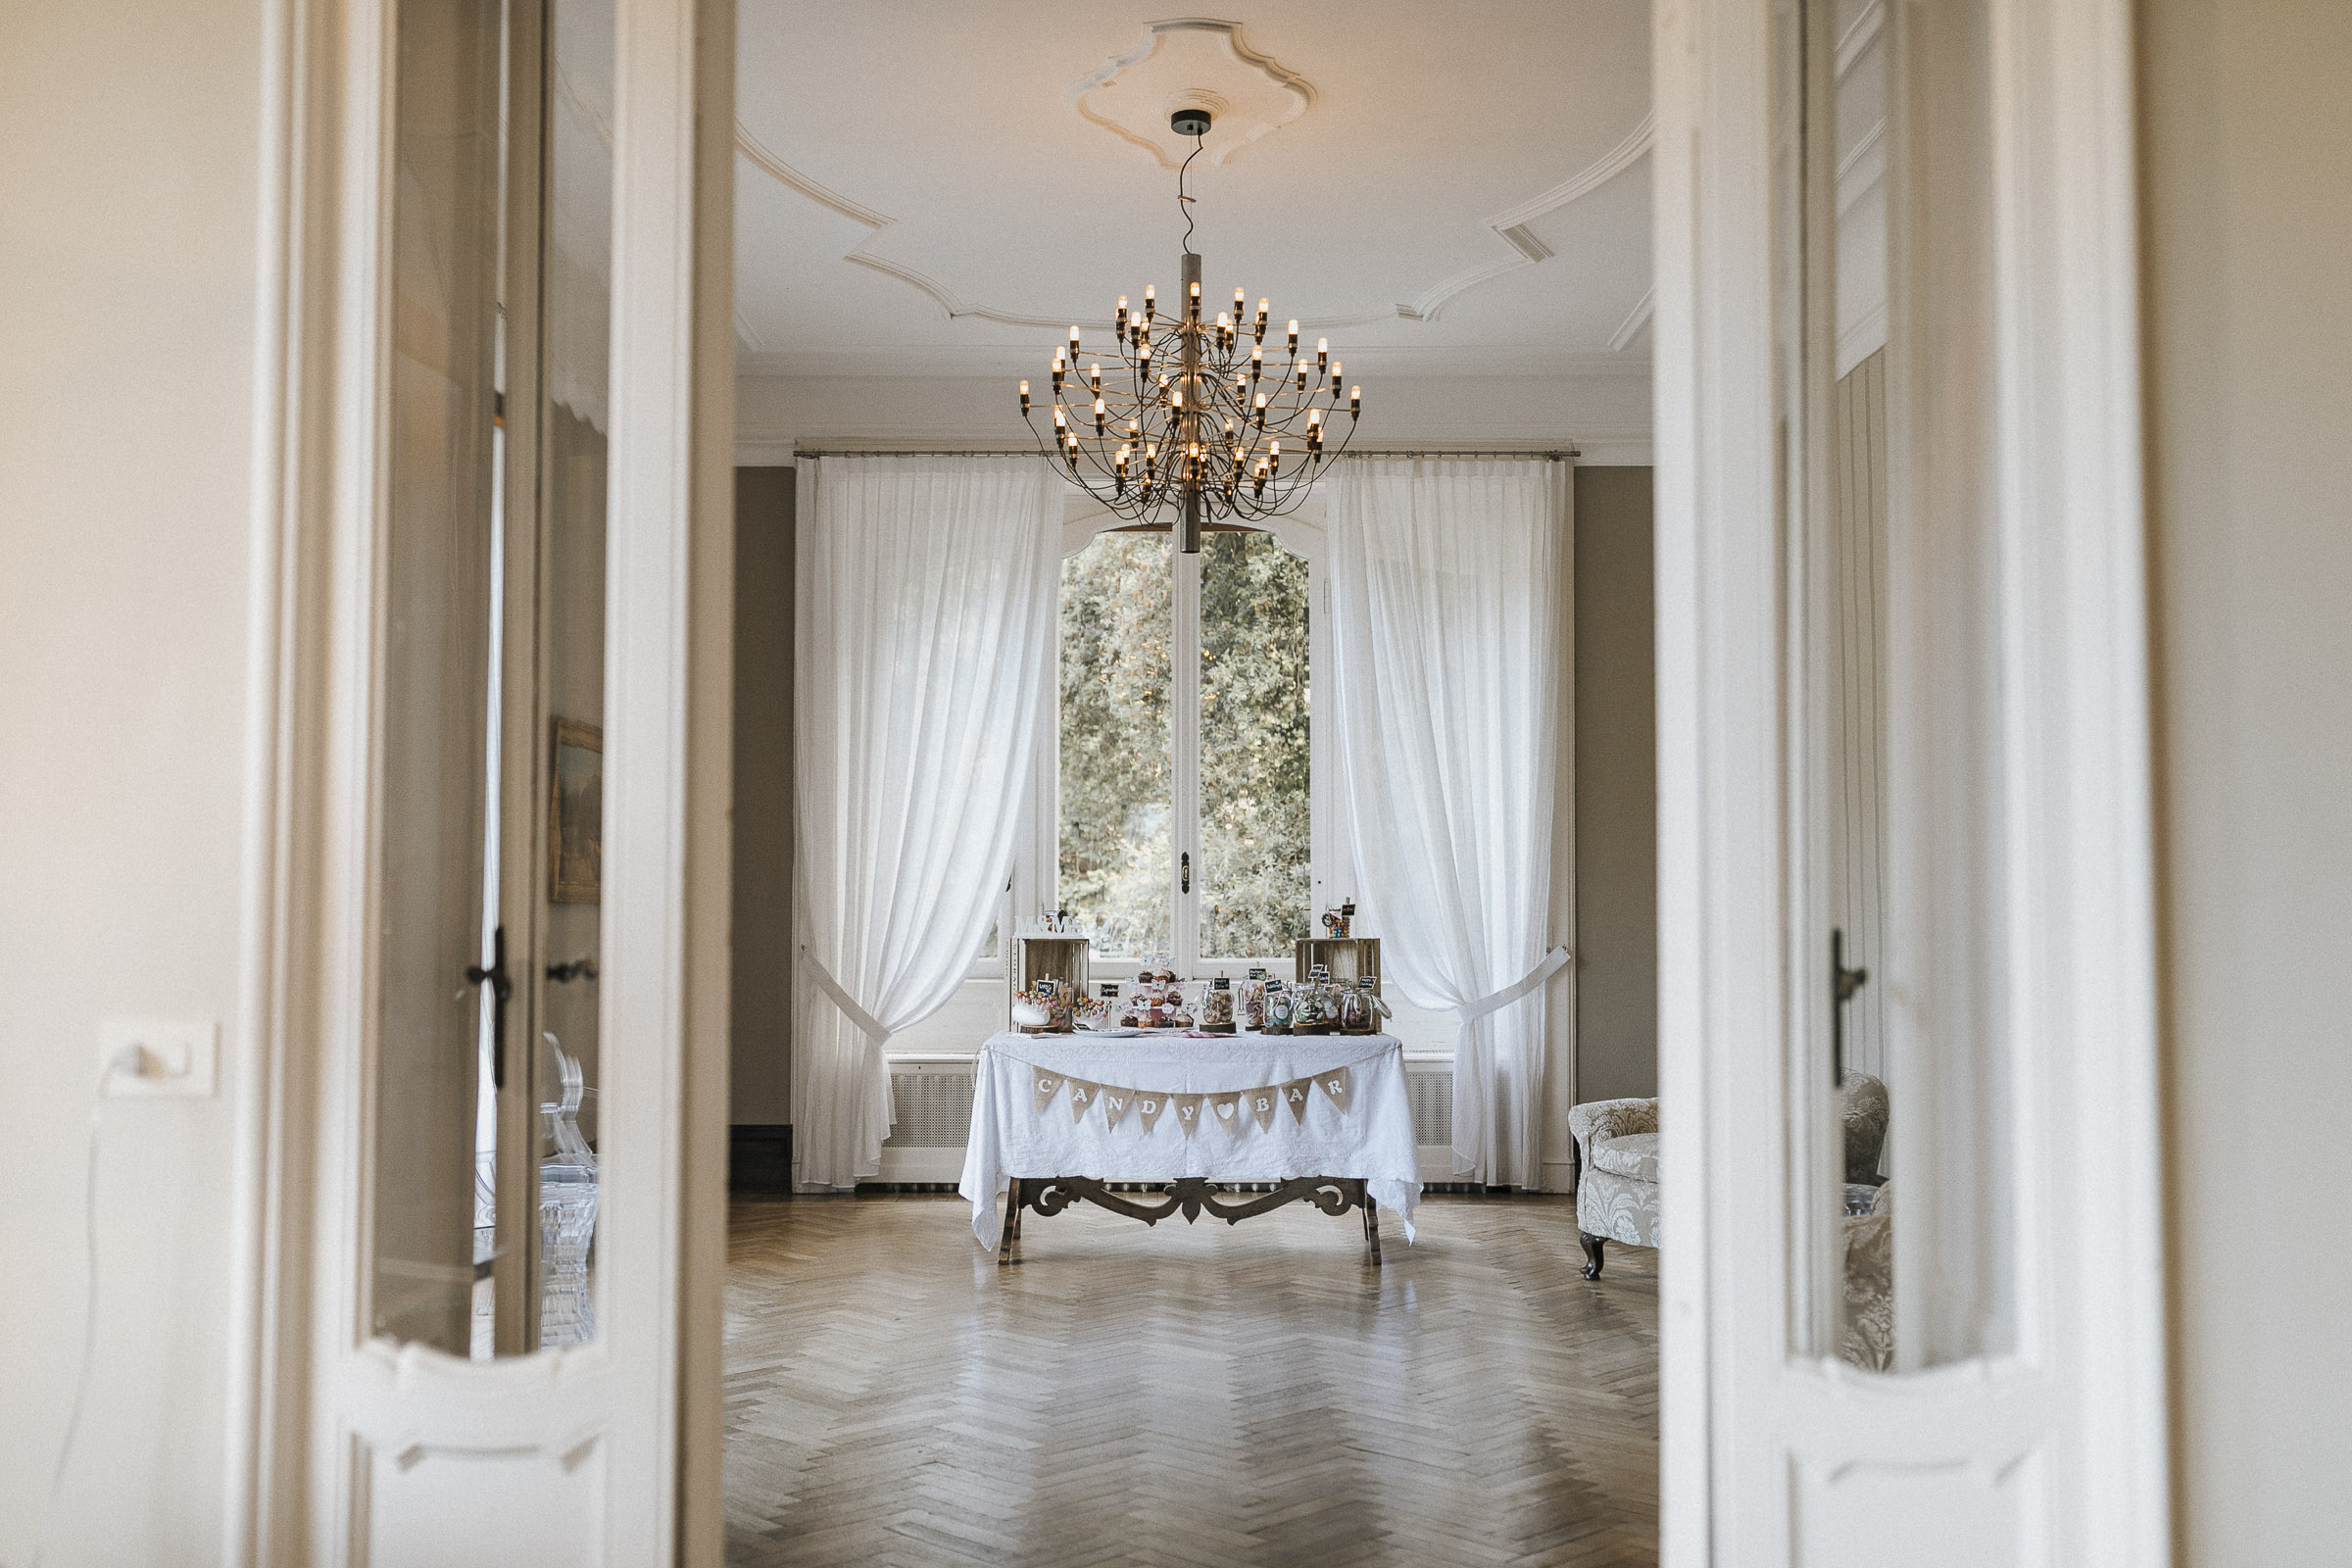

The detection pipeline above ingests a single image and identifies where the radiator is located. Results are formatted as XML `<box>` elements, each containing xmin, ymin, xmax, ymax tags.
<box><xmin>875</xmin><ymin>1053</ymin><xmax>1457</xmax><ymax>1183</ymax></box>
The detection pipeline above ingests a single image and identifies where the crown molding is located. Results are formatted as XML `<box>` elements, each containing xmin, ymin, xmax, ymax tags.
<box><xmin>1607</xmin><ymin>286</ymin><xmax>1657</xmax><ymax>353</ymax></box>
<box><xmin>1398</xmin><ymin>112</ymin><xmax>1654</xmax><ymax>323</ymax></box>
<box><xmin>734</xmin><ymin>105</ymin><xmax>1654</xmax><ymax>337</ymax></box>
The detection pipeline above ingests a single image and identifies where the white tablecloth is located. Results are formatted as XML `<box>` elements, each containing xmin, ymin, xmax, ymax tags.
<box><xmin>956</xmin><ymin>1030</ymin><xmax>1421</xmax><ymax>1249</ymax></box>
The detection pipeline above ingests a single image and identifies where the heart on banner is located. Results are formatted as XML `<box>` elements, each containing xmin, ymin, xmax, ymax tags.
<box><xmin>1135</xmin><ymin>1093</ymin><xmax>1167</xmax><ymax>1135</ymax></box>
<box><xmin>1281</xmin><ymin>1077</ymin><xmax>1314</xmax><ymax>1124</ymax></box>
<box><xmin>1247</xmin><ymin>1089</ymin><xmax>1280</xmax><ymax>1133</ymax></box>
<box><xmin>1099</xmin><ymin>1086</ymin><xmax>1134</xmax><ymax>1131</ymax></box>
<box><xmin>1317</xmin><ymin>1067</ymin><xmax>1352</xmax><ymax>1112</ymax></box>
<box><xmin>1169</xmin><ymin>1093</ymin><xmax>1205</xmax><ymax>1137</ymax></box>
<box><xmin>1032</xmin><ymin>1069</ymin><xmax>1063</xmax><ymax>1114</ymax></box>
<box><xmin>1208</xmin><ymin>1092</ymin><xmax>1246</xmax><ymax>1137</ymax></box>
<box><xmin>1066</xmin><ymin>1079</ymin><xmax>1099</xmax><ymax>1122</ymax></box>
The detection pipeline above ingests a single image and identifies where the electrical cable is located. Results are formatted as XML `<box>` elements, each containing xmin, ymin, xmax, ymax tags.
<box><xmin>1177</xmin><ymin>129</ymin><xmax>1202</xmax><ymax>253</ymax></box>
<box><xmin>16</xmin><ymin>1048</ymin><xmax>138</xmax><ymax>1568</ymax></box>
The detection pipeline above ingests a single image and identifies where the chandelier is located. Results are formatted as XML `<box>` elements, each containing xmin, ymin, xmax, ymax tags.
<box><xmin>1019</xmin><ymin>108</ymin><xmax>1361</xmax><ymax>554</ymax></box>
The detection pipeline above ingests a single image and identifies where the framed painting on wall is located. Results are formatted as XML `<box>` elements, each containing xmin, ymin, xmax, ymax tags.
<box><xmin>550</xmin><ymin>718</ymin><xmax>603</xmax><ymax>904</ymax></box>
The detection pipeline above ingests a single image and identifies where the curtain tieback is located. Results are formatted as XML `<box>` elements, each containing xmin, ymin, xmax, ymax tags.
<box><xmin>799</xmin><ymin>947</ymin><xmax>891</xmax><ymax>1046</ymax></box>
<box><xmin>1455</xmin><ymin>947</ymin><xmax>1573</xmax><ymax>1032</ymax></box>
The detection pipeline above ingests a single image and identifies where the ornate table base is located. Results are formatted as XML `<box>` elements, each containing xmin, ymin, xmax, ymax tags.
<box><xmin>997</xmin><ymin>1176</ymin><xmax>1382</xmax><ymax>1266</ymax></box>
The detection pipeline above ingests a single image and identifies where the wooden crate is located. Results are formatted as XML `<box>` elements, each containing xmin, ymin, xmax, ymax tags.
<box><xmin>1009</xmin><ymin>935</ymin><xmax>1092</xmax><ymax>1027</ymax></box>
<box><xmin>1295</xmin><ymin>937</ymin><xmax>1380</xmax><ymax>992</ymax></box>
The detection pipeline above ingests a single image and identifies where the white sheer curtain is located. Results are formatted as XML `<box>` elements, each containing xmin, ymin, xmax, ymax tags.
<box><xmin>793</xmin><ymin>456</ymin><xmax>1058</xmax><ymax>1190</ymax></box>
<box><xmin>1327</xmin><ymin>458</ymin><xmax>1569</xmax><ymax>1189</ymax></box>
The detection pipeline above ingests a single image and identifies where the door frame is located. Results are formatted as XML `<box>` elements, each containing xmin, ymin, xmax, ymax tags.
<box><xmin>221</xmin><ymin>0</ymin><xmax>733</xmax><ymax>1561</ymax></box>
<box><xmin>1651</xmin><ymin>0</ymin><xmax>2165</xmax><ymax>1563</ymax></box>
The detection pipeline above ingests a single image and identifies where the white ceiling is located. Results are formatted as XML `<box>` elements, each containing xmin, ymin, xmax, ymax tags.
<box><xmin>733</xmin><ymin>3</ymin><xmax>1654</xmax><ymax>381</ymax></box>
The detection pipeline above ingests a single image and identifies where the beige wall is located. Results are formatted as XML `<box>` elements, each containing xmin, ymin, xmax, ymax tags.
<box><xmin>2141</xmin><ymin>0</ymin><xmax>2352</xmax><ymax>1560</ymax></box>
<box><xmin>0</xmin><ymin>0</ymin><xmax>265</xmax><ymax>1560</ymax></box>
<box><xmin>1573</xmin><ymin>466</ymin><xmax>1659</xmax><ymax>1104</ymax></box>
<box><xmin>731</xmin><ymin>468</ymin><xmax>796</xmax><ymax>1125</ymax></box>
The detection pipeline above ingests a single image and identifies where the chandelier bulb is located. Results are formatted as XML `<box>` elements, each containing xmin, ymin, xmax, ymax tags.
<box><xmin>1287</xmin><ymin>319</ymin><xmax>1299</xmax><ymax>350</ymax></box>
<box><xmin>1350</xmin><ymin>385</ymin><xmax>1362</xmax><ymax>416</ymax></box>
<box><xmin>1018</xmin><ymin>380</ymin><xmax>1030</xmax><ymax>415</ymax></box>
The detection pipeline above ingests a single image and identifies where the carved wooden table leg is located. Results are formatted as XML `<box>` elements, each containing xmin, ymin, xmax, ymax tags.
<box><xmin>997</xmin><ymin>1178</ymin><xmax>1025</xmax><ymax>1265</ymax></box>
<box><xmin>1002</xmin><ymin>1177</ymin><xmax>1383</xmax><ymax>1263</ymax></box>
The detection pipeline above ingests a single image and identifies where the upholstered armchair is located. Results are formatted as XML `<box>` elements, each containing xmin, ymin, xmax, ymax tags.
<box><xmin>1568</xmin><ymin>1097</ymin><xmax>1660</xmax><ymax>1279</ymax></box>
<box><xmin>1572</xmin><ymin>1072</ymin><xmax>1890</xmax><ymax>1281</ymax></box>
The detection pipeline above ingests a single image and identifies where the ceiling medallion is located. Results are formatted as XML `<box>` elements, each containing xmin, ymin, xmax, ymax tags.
<box><xmin>1018</xmin><ymin>109</ymin><xmax>1360</xmax><ymax>554</ymax></box>
<box><xmin>1067</xmin><ymin>19</ymin><xmax>1314</xmax><ymax>171</ymax></box>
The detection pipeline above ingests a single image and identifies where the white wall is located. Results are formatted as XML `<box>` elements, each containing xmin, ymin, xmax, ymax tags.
<box><xmin>2142</xmin><ymin>0</ymin><xmax>2352</xmax><ymax>1560</ymax></box>
<box><xmin>0</xmin><ymin>1</ymin><xmax>265</xmax><ymax>1563</ymax></box>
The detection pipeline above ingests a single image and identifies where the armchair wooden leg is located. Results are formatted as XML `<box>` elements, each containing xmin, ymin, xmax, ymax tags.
<box><xmin>1579</xmin><ymin>1231</ymin><xmax>1605</xmax><ymax>1280</ymax></box>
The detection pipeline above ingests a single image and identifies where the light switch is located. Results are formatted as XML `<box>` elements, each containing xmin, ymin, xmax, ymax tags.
<box><xmin>99</xmin><ymin>1018</ymin><xmax>219</xmax><ymax>1098</ymax></box>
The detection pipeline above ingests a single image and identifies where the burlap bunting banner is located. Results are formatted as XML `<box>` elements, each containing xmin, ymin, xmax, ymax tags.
<box><xmin>1021</xmin><ymin>1056</ymin><xmax>1373</xmax><ymax>1136</ymax></box>
<box><xmin>1207</xmin><ymin>1092</ymin><xmax>1246</xmax><ymax>1137</ymax></box>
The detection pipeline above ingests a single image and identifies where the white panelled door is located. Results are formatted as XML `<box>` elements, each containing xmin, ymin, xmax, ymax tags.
<box><xmin>268</xmin><ymin>0</ymin><xmax>733</xmax><ymax>1561</ymax></box>
<box><xmin>1652</xmin><ymin>0</ymin><xmax>2164</xmax><ymax>1565</ymax></box>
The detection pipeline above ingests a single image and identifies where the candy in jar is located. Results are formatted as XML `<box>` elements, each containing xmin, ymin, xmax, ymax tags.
<box><xmin>1204</xmin><ymin>976</ymin><xmax>1234</xmax><ymax>1026</ymax></box>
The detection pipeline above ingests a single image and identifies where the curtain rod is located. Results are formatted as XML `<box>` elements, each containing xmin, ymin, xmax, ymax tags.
<box><xmin>789</xmin><ymin>447</ymin><xmax>1580</xmax><ymax>461</ymax></box>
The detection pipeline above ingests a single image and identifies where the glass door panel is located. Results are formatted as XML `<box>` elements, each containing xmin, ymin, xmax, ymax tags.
<box><xmin>373</xmin><ymin>0</ymin><xmax>505</xmax><ymax>1355</ymax></box>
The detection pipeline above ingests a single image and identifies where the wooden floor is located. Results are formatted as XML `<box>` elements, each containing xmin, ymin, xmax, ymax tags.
<box><xmin>724</xmin><ymin>1192</ymin><xmax>1657</xmax><ymax>1568</ymax></box>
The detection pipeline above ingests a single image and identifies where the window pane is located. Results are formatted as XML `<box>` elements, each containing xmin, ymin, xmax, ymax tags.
<box><xmin>1058</xmin><ymin>533</ymin><xmax>1173</xmax><ymax>956</ymax></box>
<box><xmin>1199</xmin><ymin>531</ymin><xmax>1311</xmax><ymax>958</ymax></box>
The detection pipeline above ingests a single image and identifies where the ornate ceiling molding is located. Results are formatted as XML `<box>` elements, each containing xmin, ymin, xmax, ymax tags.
<box><xmin>1066</xmin><ymin>19</ymin><xmax>1316</xmax><ymax>170</ymax></box>
<box><xmin>1397</xmin><ymin>111</ymin><xmax>1654</xmax><ymax>323</ymax></box>
<box><xmin>1607</xmin><ymin>286</ymin><xmax>1655</xmax><ymax>353</ymax></box>
<box><xmin>734</xmin><ymin>105</ymin><xmax>1653</xmax><ymax>335</ymax></box>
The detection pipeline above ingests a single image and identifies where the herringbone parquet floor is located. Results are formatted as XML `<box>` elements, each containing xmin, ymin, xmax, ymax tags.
<box><xmin>724</xmin><ymin>1192</ymin><xmax>1657</xmax><ymax>1568</ymax></box>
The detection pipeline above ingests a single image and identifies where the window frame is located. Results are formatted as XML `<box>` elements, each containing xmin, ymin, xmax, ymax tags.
<box><xmin>971</xmin><ymin>496</ymin><xmax>1347</xmax><ymax>983</ymax></box>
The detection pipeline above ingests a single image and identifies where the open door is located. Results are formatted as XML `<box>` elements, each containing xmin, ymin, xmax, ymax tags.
<box><xmin>267</xmin><ymin>0</ymin><xmax>733</xmax><ymax>1559</ymax></box>
<box><xmin>1652</xmin><ymin>0</ymin><xmax>2165</xmax><ymax>1563</ymax></box>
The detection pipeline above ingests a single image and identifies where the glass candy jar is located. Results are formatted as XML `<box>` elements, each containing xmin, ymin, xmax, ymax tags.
<box><xmin>1338</xmin><ymin>982</ymin><xmax>1369</xmax><ymax>1032</ymax></box>
<box><xmin>1265</xmin><ymin>979</ymin><xmax>1293</xmax><ymax>1033</ymax></box>
<box><xmin>1204</xmin><ymin>976</ymin><xmax>1235</xmax><ymax>1028</ymax></box>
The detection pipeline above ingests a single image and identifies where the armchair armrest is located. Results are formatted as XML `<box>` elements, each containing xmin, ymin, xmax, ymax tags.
<box><xmin>1568</xmin><ymin>1097</ymin><xmax>1659</xmax><ymax>1158</ymax></box>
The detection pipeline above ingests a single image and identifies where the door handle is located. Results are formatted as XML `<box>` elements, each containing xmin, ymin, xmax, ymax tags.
<box><xmin>1830</xmin><ymin>926</ymin><xmax>1868</xmax><ymax>1082</ymax></box>
<box><xmin>466</xmin><ymin>925</ymin><xmax>514</xmax><ymax>1089</ymax></box>
<box><xmin>1180</xmin><ymin>852</ymin><xmax>1192</xmax><ymax>894</ymax></box>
